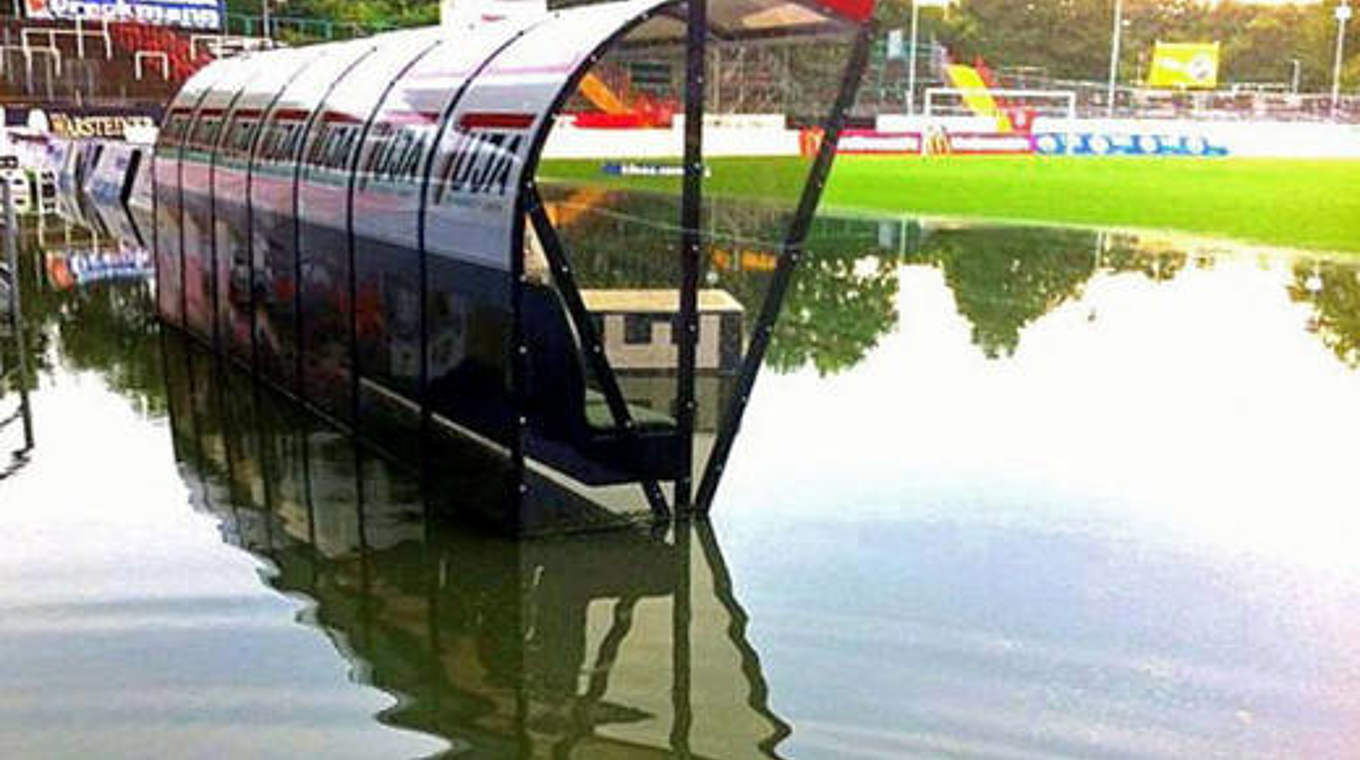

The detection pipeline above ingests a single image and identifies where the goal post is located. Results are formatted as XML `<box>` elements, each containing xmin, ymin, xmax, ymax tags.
<box><xmin>922</xmin><ymin>87</ymin><xmax>1078</xmax><ymax>155</ymax></box>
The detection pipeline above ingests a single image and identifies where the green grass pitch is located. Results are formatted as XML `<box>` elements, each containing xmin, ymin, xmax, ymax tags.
<box><xmin>539</xmin><ymin>156</ymin><xmax>1360</xmax><ymax>253</ymax></box>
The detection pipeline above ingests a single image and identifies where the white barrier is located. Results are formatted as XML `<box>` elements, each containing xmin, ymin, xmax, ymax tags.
<box><xmin>878</xmin><ymin>114</ymin><xmax>1360</xmax><ymax>158</ymax></box>
<box><xmin>542</xmin><ymin>116</ymin><xmax>800</xmax><ymax>159</ymax></box>
<box><xmin>542</xmin><ymin>111</ymin><xmax>1360</xmax><ymax>160</ymax></box>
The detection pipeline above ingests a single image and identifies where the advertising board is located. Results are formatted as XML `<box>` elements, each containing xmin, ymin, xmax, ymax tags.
<box><xmin>24</xmin><ymin>0</ymin><xmax>224</xmax><ymax>30</ymax></box>
<box><xmin>1148</xmin><ymin>42</ymin><xmax>1220</xmax><ymax>90</ymax></box>
<box><xmin>945</xmin><ymin>132</ymin><xmax>1034</xmax><ymax>155</ymax></box>
<box><xmin>1035</xmin><ymin>131</ymin><xmax>1230</xmax><ymax>157</ymax></box>
<box><xmin>45</xmin><ymin>245</ymin><xmax>154</xmax><ymax>290</ymax></box>
<box><xmin>836</xmin><ymin>129</ymin><xmax>922</xmax><ymax>154</ymax></box>
<box><xmin>49</xmin><ymin>113</ymin><xmax>158</xmax><ymax>141</ymax></box>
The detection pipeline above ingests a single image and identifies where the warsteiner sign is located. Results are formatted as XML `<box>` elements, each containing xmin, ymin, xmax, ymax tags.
<box><xmin>49</xmin><ymin>113</ymin><xmax>156</xmax><ymax>140</ymax></box>
<box><xmin>24</xmin><ymin>0</ymin><xmax>224</xmax><ymax>30</ymax></box>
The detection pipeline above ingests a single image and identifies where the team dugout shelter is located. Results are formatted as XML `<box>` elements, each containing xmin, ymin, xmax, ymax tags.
<box><xmin>149</xmin><ymin>0</ymin><xmax>875</xmax><ymax>534</ymax></box>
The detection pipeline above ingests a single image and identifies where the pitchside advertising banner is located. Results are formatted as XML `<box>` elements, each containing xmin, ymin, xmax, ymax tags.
<box><xmin>24</xmin><ymin>0</ymin><xmax>225</xmax><ymax>30</ymax></box>
<box><xmin>827</xmin><ymin>128</ymin><xmax>1230</xmax><ymax>157</ymax></box>
<box><xmin>1148</xmin><ymin>42</ymin><xmax>1221</xmax><ymax>90</ymax></box>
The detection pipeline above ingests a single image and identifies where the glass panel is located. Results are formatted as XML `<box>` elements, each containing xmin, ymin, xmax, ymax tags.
<box><xmin>216</xmin><ymin>47</ymin><xmax>322</xmax><ymax>367</ymax></box>
<box><xmin>692</xmin><ymin>18</ymin><xmax>860</xmax><ymax>501</ymax></box>
<box><xmin>527</xmin><ymin>0</ymin><xmax>858</xmax><ymax>514</ymax></box>
<box><xmin>425</xmin><ymin>1</ymin><xmax>695</xmax><ymax>529</ymax></box>
<box><xmin>181</xmin><ymin>59</ymin><xmax>258</xmax><ymax>342</ymax></box>
<box><xmin>297</xmin><ymin>29</ymin><xmax>441</xmax><ymax>421</ymax></box>
<box><xmin>351</xmin><ymin>24</ymin><xmax>525</xmax><ymax>452</ymax></box>
<box><xmin>523</xmin><ymin>9</ymin><xmax>690</xmax><ymax>527</ymax></box>
<box><xmin>153</xmin><ymin>73</ymin><xmax>212</xmax><ymax>326</ymax></box>
<box><xmin>250</xmin><ymin>42</ymin><xmax>373</xmax><ymax>392</ymax></box>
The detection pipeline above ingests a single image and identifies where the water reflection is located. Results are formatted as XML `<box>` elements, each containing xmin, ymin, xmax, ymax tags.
<box><xmin>7</xmin><ymin>207</ymin><xmax>1360</xmax><ymax>757</ymax></box>
<box><xmin>548</xmin><ymin>186</ymin><xmax>1360</xmax><ymax>376</ymax></box>
<box><xmin>5</xmin><ymin>220</ymin><xmax>165</xmax><ymax>414</ymax></box>
<box><xmin>1290</xmin><ymin>260</ymin><xmax>1360</xmax><ymax>369</ymax></box>
<box><xmin>13</xmin><ymin>203</ymin><xmax>1360</xmax><ymax>420</ymax></box>
<box><xmin>163</xmin><ymin>332</ymin><xmax>788</xmax><ymax>758</ymax></box>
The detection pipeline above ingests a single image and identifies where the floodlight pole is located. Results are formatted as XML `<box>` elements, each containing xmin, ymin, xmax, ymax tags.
<box><xmin>907</xmin><ymin>2</ymin><xmax>946</xmax><ymax>117</ymax></box>
<box><xmin>1333</xmin><ymin>1</ymin><xmax>1351</xmax><ymax>116</ymax></box>
<box><xmin>1107</xmin><ymin>0</ymin><xmax>1123</xmax><ymax>117</ymax></box>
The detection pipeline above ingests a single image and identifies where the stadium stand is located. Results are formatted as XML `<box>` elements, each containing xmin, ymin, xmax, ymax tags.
<box><xmin>0</xmin><ymin>8</ymin><xmax>1352</xmax><ymax>124</ymax></box>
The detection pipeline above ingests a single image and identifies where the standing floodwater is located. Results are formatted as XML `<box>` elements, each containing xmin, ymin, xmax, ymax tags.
<box><xmin>3</xmin><ymin>210</ymin><xmax>1360</xmax><ymax>758</ymax></box>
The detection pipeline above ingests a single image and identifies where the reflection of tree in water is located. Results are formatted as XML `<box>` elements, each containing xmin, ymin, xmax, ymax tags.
<box><xmin>762</xmin><ymin>244</ymin><xmax>898</xmax><ymax>377</ymax></box>
<box><xmin>1099</xmin><ymin>234</ymin><xmax>1194</xmax><ymax>283</ymax></box>
<box><xmin>1288</xmin><ymin>261</ymin><xmax>1360</xmax><ymax>369</ymax></box>
<box><xmin>7</xmin><ymin>223</ymin><xmax>166</xmax><ymax>415</ymax></box>
<box><xmin>55</xmin><ymin>281</ymin><xmax>166</xmax><ymax>415</ymax></box>
<box><xmin>919</xmin><ymin>226</ymin><xmax>1097</xmax><ymax>359</ymax></box>
<box><xmin>545</xmin><ymin>187</ymin><xmax>1232</xmax><ymax>371</ymax></box>
<box><xmin>545</xmin><ymin>185</ymin><xmax>902</xmax><ymax>376</ymax></box>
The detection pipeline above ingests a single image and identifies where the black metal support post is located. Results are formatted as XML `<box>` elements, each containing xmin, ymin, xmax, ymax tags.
<box><xmin>525</xmin><ymin>191</ymin><xmax>670</xmax><ymax>517</ymax></box>
<box><xmin>669</xmin><ymin>524</ymin><xmax>693</xmax><ymax>756</ymax></box>
<box><xmin>675</xmin><ymin>0</ymin><xmax>708</xmax><ymax>514</ymax></box>
<box><xmin>695</xmin><ymin>26</ymin><xmax>872</xmax><ymax>513</ymax></box>
<box><xmin>508</xmin><ymin>191</ymin><xmax>529</xmax><ymax>532</ymax></box>
<box><xmin>2</xmin><ymin>181</ymin><xmax>34</xmax><ymax>454</ymax></box>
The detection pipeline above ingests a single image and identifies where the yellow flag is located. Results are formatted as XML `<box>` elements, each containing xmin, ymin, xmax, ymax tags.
<box><xmin>1148</xmin><ymin>42</ymin><xmax>1220</xmax><ymax>89</ymax></box>
<box><xmin>944</xmin><ymin>64</ymin><xmax>1013</xmax><ymax>132</ymax></box>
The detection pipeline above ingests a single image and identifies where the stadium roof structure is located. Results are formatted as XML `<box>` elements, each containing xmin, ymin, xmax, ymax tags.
<box><xmin>148</xmin><ymin>0</ymin><xmax>876</xmax><ymax>532</ymax></box>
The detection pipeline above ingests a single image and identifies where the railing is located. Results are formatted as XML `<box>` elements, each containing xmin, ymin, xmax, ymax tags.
<box><xmin>0</xmin><ymin>45</ymin><xmax>60</xmax><ymax>98</ymax></box>
<box><xmin>134</xmin><ymin>50</ymin><xmax>167</xmax><ymax>80</ymax></box>
<box><xmin>20</xmin><ymin>18</ymin><xmax>111</xmax><ymax>60</ymax></box>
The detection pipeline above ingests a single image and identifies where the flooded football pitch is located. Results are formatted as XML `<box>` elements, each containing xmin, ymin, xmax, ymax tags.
<box><xmin>3</xmin><ymin>200</ymin><xmax>1360</xmax><ymax>758</ymax></box>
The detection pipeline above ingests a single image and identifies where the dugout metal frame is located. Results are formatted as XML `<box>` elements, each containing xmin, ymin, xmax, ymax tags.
<box><xmin>146</xmin><ymin>0</ymin><xmax>877</xmax><ymax>529</ymax></box>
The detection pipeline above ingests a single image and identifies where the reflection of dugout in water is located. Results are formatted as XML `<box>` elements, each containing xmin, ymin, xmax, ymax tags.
<box><xmin>165</xmin><ymin>333</ymin><xmax>789</xmax><ymax>758</ymax></box>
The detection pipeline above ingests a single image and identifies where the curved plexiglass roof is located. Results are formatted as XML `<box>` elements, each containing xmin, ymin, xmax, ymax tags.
<box><xmin>159</xmin><ymin>0</ymin><xmax>864</xmax><ymax>272</ymax></box>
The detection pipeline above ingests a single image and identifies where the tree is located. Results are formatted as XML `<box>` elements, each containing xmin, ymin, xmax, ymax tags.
<box><xmin>903</xmin><ymin>0</ymin><xmax>1359</xmax><ymax>92</ymax></box>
